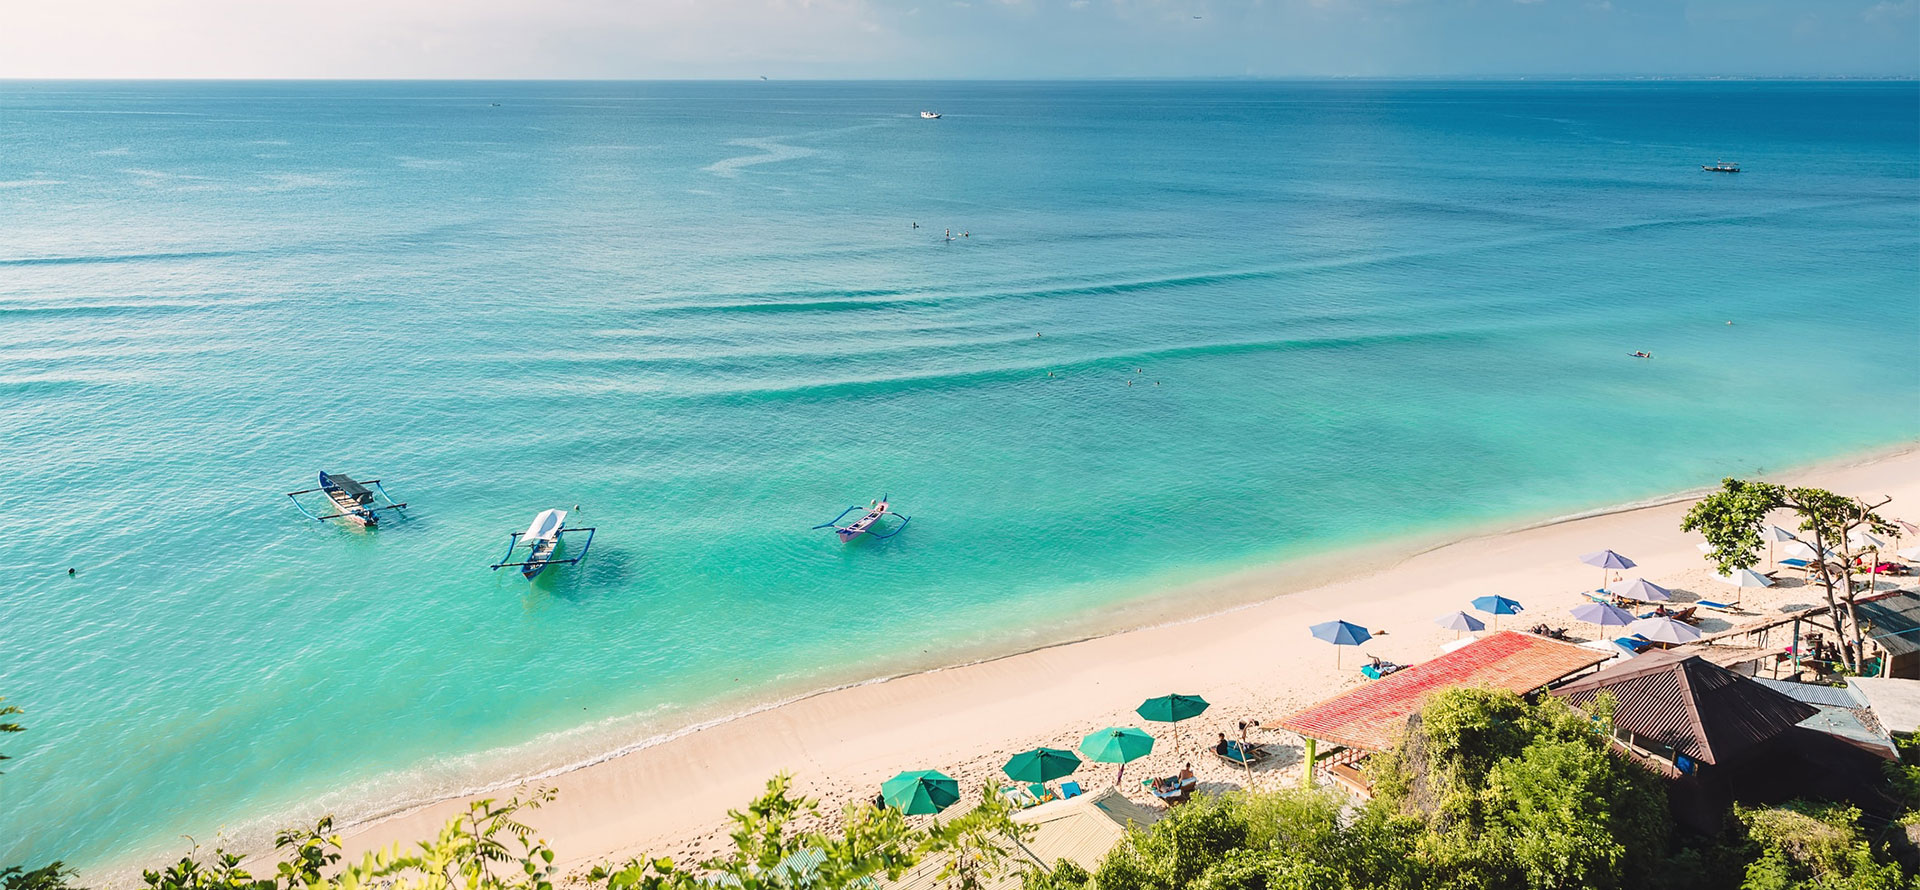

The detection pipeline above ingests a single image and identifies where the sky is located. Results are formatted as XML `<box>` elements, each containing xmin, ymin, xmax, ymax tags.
<box><xmin>0</xmin><ymin>0</ymin><xmax>1915</xmax><ymax>79</ymax></box>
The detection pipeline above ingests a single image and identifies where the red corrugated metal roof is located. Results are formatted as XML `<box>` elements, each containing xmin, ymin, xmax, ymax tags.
<box><xmin>1277</xmin><ymin>631</ymin><xmax>1612</xmax><ymax>752</ymax></box>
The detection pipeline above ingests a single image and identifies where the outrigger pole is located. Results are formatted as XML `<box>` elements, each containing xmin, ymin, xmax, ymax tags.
<box><xmin>489</xmin><ymin>527</ymin><xmax>597</xmax><ymax>570</ymax></box>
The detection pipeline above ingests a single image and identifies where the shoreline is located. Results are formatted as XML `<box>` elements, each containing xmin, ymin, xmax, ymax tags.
<box><xmin>104</xmin><ymin>439</ymin><xmax>1920</xmax><ymax>884</ymax></box>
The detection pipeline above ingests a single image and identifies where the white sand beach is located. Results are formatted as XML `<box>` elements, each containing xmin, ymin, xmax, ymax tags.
<box><xmin>333</xmin><ymin>445</ymin><xmax>1920</xmax><ymax>876</ymax></box>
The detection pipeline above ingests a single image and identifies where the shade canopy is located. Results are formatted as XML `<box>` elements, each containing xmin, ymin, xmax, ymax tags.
<box><xmin>1579</xmin><ymin>549</ymin><xmax>1637</xmax><ymax>570</ymax></box>
<box><xmin>880</xmin><ymin>770</ymin><xmax>960</xmax><ymax>815</ymax></box>
<box><xmin>1471</xmin><ymin>595</ymin><xmax>1525</xmax><ymax>616</ymax></box>
<box><xmin>1570</xmin><ymin>601</ymin><xmax>1637</xmax><ymax>627</ymax></box>
<box><xmin>1618</xmin><ymin>578</ymin><xmax>1673</xmax><ymax>603</ymax></box>
<box><xmin>1003</xmin><ymin>747</ymin><xmax>1081</xmax><ymax>783</ymax></box>
<box><xmin>1079</xmin><ymin>727</ymin><xmax>1155</xmax><ymax>764</ymax></box>
<box><xmin>1435</xmin><ymin>610</ymin><xmax>1486</xmax><ymax>632</ymax></box>
<box><xmin>1900</xmin><ymin>546</ymin><xmax>1920</xmax><ymax>561</ymax></box>
<box><xmin>1719</xmin><ymin>568</ymin><xmax>1774</xmax><ymax>588</ymax></box>
<box><xmin>1628</xmin><ymin>616</ymin><xmax>1703</xmax><ymax>644</ymax></box>
<box><xmin>1136</xmin><ymin>694</ymin><xmax>1211</xmax><ymax>724</ymax></box>
<box><xmin>523</xmin><ymin>509</ymin><xmax>565</xmax><ymax>542</ymax></box>
<box><xmin>1309</xmin><ymin>620</ymin><xmax>1372</xmax><ymax>646</ymax></box>
<box><xmin>1762</xmin><ymin>525</ymin><xmax>1800</xmax><ymax>543</ymax></box>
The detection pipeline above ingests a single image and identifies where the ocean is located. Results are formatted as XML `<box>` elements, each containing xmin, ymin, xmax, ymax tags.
<box><xmin>1</xmin><ymin>80</ymin><xmax>1916</xmax><ymax>872</ymax></box>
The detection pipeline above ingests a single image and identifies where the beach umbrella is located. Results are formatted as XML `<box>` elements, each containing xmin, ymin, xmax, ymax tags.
<box><xmin>1080</xmin><ymin>727</ymin><xmax>1155</xmax><ymax>785</ymax></box>
<box><xmin>1136</xmin><ymin>694</ymin><xmax>1210</xmax><ymax>754</ymax></box>
<box><xmin>1470</xmin><ymin>595</ymin><xmax>1524</xmax><ymax>631</ymax></box>
<box><xmin>1717</xmin><ymin>568</ymin><xmax>1773</xmax><ymax>604</ymax></box>
<box><xmin>1309</xmin><ymin>620</ymin><xmax>1372</xmax><ymax>669</ymax></box>
<box><xmin>1628</xmin><ymin>616</ymin><xmax>1703</xmax><ymax>645</ymax></box>
<box><xmin>1695</xmin><ymin>542</ymin><xmax>1714</xmax><ymax>555</ymax></box>
<box><xmin>1570</xmin><ymin>601</ymin><xmax>1636</xmax><ymax>629</ymax></box>
<box><xmin>1761</xmin><ymin>525</ymin><xmax>1799</xmax><ymax>568</ymax></box>
<box><xmin>1003</xmin><ymin>747</ymin><xmax>1081</xmax><ymax>784</ymax></box>
<box><xmin>1849</xmin><ymin>530</ymin><xmax>1889</xmax><ymax>551</ymax></box>
<box><xmin>880</xmin><ymin>770</ymin><xmax>960</xmax><ymax>815</ymax></box>
<box><xmin>1782</xmin><ymin>541</ymin><xmax>1834</xmax><ymax>562</ymax></box>
<box><xmin>1900</xmin><ymin>545</ymin><xmax>1920</xmax><ymax>561</ymax></box>
<box><xmin>1579</xmin><ymin>550</ymin><xmax>1637</xmax><ymax>594</ymax></box>
<box><xmin>1434</xmin><ymin>610</ymin><xmax>1486</xmax><ymax>638</ymax></box>
<box><xmin>1619</xmin><ymin>578</ymin><xmax>1673</xmax><ymax>603</ymax></box>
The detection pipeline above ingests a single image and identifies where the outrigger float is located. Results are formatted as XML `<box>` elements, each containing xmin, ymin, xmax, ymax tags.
<box><xmin>813</xmin><ymin>496</ymin><xmax>910</xmax><ymax>542</ymax></box>
<box><xmin>286</xmin><ymin>472</ymin><xmax>407</xmax><ymax>526</ymax></box>
<box><xmin>490</xmin><ymin>509</ymin><xmax>595</xmax><ymax>579</ymax></box>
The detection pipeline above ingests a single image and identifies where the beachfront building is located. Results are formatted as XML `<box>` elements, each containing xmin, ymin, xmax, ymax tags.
<box><xmin>884</xmin><ymin>788</ymin><xmax>1162</xmax><ymax>890</ymax></box>
<box><xmin>1856</xmin><ymin>590</ymin><xmax>1920</xmax><ymax>679</ymax></box>
<box><xmin>1277</xmin><ymin>631</ymin><xmax>1612</xmax><ymax>796</ymax></box>
<box><xmin>1552</xmin><ymin>650</ymin><xmax>1902</xmax><ymax>832</ymax></box>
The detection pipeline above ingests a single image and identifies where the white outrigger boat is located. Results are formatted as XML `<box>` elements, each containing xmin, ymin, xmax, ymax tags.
<box><xmin>813</xmin><ymin>496</ymin><xmax>910</xmax><ymax>543</ymax></box>
<box><xmin>920</xmin><ymin>111</ymin><xmax>942</xmax><ymax>119</ymax></box>
<box><xmin>490</xmin><ymin>508</ymin><xmax>595</xmax><ymax>579</ymax></box>
<box><xmin>286</xmin><ymin>472</ymin><xmax>407</xmax><ymax>526</ymax></box>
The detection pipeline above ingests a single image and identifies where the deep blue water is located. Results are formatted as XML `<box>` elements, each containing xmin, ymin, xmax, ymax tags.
<box><xmin>1</xmin><ymin>80</ymin><xmax>1916</xmax><ymax>872</ymax></box>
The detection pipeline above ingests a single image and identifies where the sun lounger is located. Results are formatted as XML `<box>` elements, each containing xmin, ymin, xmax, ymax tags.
<box><xmin>1670</xmin><ymin>606</ymin><xmax>1698</xmax><ymax>625</ymax></box>
<box><xmin>1059</xmin><ymin>781</ymin><xmax>1083</xmax><ymax>800</ymax></box>
<box><xmin>1027</xmin><ymin>783</ymin><xmax>1057</xmax><ymax>805</ymax></box>
<box><xmin>1144</xmin><ymin>776</ymin><xmax>1197</xmax><ymax>805</ymax></box>
<box><xmin>1000</xmin><ymin>785</ymin><xmax>1040</xmax><ymax>808</ymax></box>
<box><xmin>1613</xmin><ymin>636</ymin><xmax>1654</xmax><ymax>654</ymax></box>
<box><xmin>1695</xmin><ymin>600</ymin><xmax>1747</xmax><ymax>613</ymax></box>
<box><xmin>1212</xmin><ymin>742</ymin><xmax>1272</xmax><ymax>768</ymax></box>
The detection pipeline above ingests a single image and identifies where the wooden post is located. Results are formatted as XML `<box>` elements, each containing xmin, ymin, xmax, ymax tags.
<box><xmin>1302</xmin><ymin>737</ymin><xmax>1317</xmax><ymax>788</ymax></box>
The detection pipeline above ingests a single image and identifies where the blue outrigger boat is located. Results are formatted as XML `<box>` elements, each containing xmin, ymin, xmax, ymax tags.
<box><xmin>813</xmin><ymin>496</ymin><xmax>909</xmax><ymax>542</ymax></box>
<box><xmin>491</xmin><ymin>508</ymin><xmax>595</xmax><ymax>579</ymax></box>
<box><xmin>286</xmin><ymin>472</ymin><xmax>407</xmax><ymax>526</ymax></box>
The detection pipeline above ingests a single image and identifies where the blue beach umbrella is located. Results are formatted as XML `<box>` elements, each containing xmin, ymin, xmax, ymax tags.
<box><xmin>1309</xmin><ymin>620</ymin><xmax>1372</xmax><ymax>668</ymax></box>
<box><xmin>1570</xmin><ymin>601</ymin><xmax>1636</xmax><ymax>629</ymax></box>
<box><xmin>1470</xmin><ymin>595</ymin><xmax>1524</xmax><ymax>630</ymax></box>
<box><xmin>1579</xmin><ymin>550</ymin><xmax>1637</xmax><ymax>594</ymax></box>
<box><xmin>1434</xmin><ymin>610</ymin><xmax>1486</xmax><ymax>638</ymax></box>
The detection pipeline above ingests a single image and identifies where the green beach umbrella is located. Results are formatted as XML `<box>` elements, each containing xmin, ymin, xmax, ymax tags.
<box><xmin>880</xmin><ymin>769</ymin><xmax>960</xmax><ymax>815</ymax></box>
<box><xmin>1135</xmin><ymin>694</ymin><xmax>1210</xmax><ymax>755</ymax></box>
<box><xmin>1080</xmin><ymin>726</ymin><xmax>1155</xmax><ymax>785</ymax></box>
<box><xmin>1003</xmin><ymin>747</ymin><xmax>1081</xmax><ymax>783</ymax></box>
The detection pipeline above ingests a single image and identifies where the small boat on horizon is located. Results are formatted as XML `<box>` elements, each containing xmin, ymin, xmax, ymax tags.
<box><xmin>813</xmin><ymin>497</ymin><xmax>910</xmax><ymax>542</ymax></box>
<box><xmin>286</xmin><ymin>472</ymin><xmax>407</xmax><ymax>526</ymax></box>
<box><xmin>491</xmin><ymin>508</ymin><xmax>596</xmax><ymax>579</ymax></box>
<box><xmin>920</xmin><ymin>111</ymin><xmax>942</xmax><ymax>119</ymax></box>
<box><xmin>1702</xmin><ymin>160</ymin><xmax>1740</xmax><ymax>173</ymax></box>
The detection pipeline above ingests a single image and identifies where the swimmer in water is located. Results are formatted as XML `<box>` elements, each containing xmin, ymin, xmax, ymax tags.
<box><xmin>68</xmin><ymin>567</ymin><xmax>76</xmax><ymax>577</ymax></box>
<box><xmin>912</xmin><ymin>222</ymin><xmax>919</xmax><ymax>228</ymax></box>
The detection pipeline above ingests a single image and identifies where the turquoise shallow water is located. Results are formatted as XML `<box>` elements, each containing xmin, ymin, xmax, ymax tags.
<box><xmin>1</xmin><ymin>80</ymin><xmax>1917</xmax><ymax>870</ymax></box>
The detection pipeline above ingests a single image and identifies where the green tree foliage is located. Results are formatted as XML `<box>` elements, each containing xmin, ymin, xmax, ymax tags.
<box><xmin>1681</xmin><ymin>479</ymin><xmax>1897</xmax><ymax>671</ymax></box>
<box><xmin>1085</xmin><ymin>787</ymin><xmax>1425</xmax><ymax>890</ymax></box>
<box><xmin>1735</xmin><ymin>804</ymin><xmax>1912</xmax><ymax>890</ymax></box>
<box><xmin>1367</xmin><ymin>687</ymin><xmax>1671</xmax><ymax>890</ymax></box>
<box><xmin>1</xmin><ymin>864</ymin><xmax>81</xmax><ymax>890</ymax></box>
<box><xmin>592</xmin><ymin>775</ymin><xmax>1029</xmax><ymax>890</ymax></box>
<box><xmin>141</xmin><ymin>793</ymin><xmax>560</xmax><ymax>890</ymax></box>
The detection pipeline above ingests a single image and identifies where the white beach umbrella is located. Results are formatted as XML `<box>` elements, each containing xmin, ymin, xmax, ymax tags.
<box><xmin>1781</xmin><ymin>541</ymin><xmax>1835</xmax><ymax>562</ymax></box>
<box><xmin>1900</xmin><ymin>545</ymin><xmax>1920</xmax><ymax>561</ymax></box>
<box><xmin>1717</xmin><ymin>568</ymin><xmax>1772</xmax><ymax>605</ymax></box>
<box><xmin>1849</xmin><ymin>530</ymin><xmax>1889</xmax><ymax>551</ymax></box>
<box><xmin>1695</xmin><ymin>542</ymin><xmax>1714</xmax><ymax>555</ymax></box>
<box><xmin>1628</xmin><ymin>616</ymin><xmax>1703</xmax><ymax>645</ymax></box>
<box><xmin>1761</xmin><ymin>525</ymin><xmax>1798</xmax><ymax>567</ymax></box>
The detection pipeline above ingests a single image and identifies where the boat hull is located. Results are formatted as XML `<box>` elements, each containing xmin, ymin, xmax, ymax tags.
<box><xmin>325</xmin><ymin>489</ymin><xmax>376</xmax><ymax>526</ymax></box>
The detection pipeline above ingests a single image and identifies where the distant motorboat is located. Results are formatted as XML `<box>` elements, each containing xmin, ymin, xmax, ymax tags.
<box><xmin>1702</xmin><ymin>160</ymin><xmax>1740</xmax><ymax>173</ymax></box>
<box><xmin>920</xmin><ymin>111</ymin><xmax>942</xmax><ymax>119</ymax></box>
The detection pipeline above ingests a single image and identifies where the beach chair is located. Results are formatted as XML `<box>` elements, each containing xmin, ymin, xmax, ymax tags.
<box><xmin>1026</xmin><ymin>783</ymin><xmax>1056</xmax><ymax>805</ymax></box>
<box><xmin>1000</xmin><ymin>785</ymin><xmax>1039</xmax><ymax>808</ymax></box>
<box><xmin>1059</xmin><ymin>781</ymin><xmax>1083</xmax><ymax>800</ymax></box>
<box><xmin>1695</xmin><ymin>600</ymin><xmax>1746</xmax><ymax>613</ymax></box>
<box><xmin>1670</xmin><ymin>606</ymin><xmax>1699</xmax><ymax>625</ymax></box>
<box><xmin>1212</xmin><ymin>742</ymin><xmax>1271</xmax><ymax>768</ymax></box>
<box><xmin>1613</xmin><ymin>636</ymin><xmax>1654</xmax><ymax>654</ymax></box>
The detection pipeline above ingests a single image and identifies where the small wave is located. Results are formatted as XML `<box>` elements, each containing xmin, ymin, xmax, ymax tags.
<box><xmin>0</xmin><ymin>250</ymin><xmax>247</xmax><ymax>267</ymax></box>
<box><xmin>704</xmin><ymin>137</ymin><xmax>820</xmax><ymax>177</ymax></box>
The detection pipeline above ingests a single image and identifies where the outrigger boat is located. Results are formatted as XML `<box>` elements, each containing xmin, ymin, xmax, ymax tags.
<box><xmin>286</xmin><ymin>472</ymin><xmax>407</xmax><ymax>526</ymax></box>
<box><xmin>813</xmin><ymin>496</ymin><xmax>910</xmax><ymax>542</ymax></box>
<box><xmin>1702</xmin><ymin>160</ymin><xmax>1740</xmax><ymax>173</ymax></box>
<box><xmin>490</xmin><ymin>509</ymin><xmax>595</xmax><ymax>579</ymax></box>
